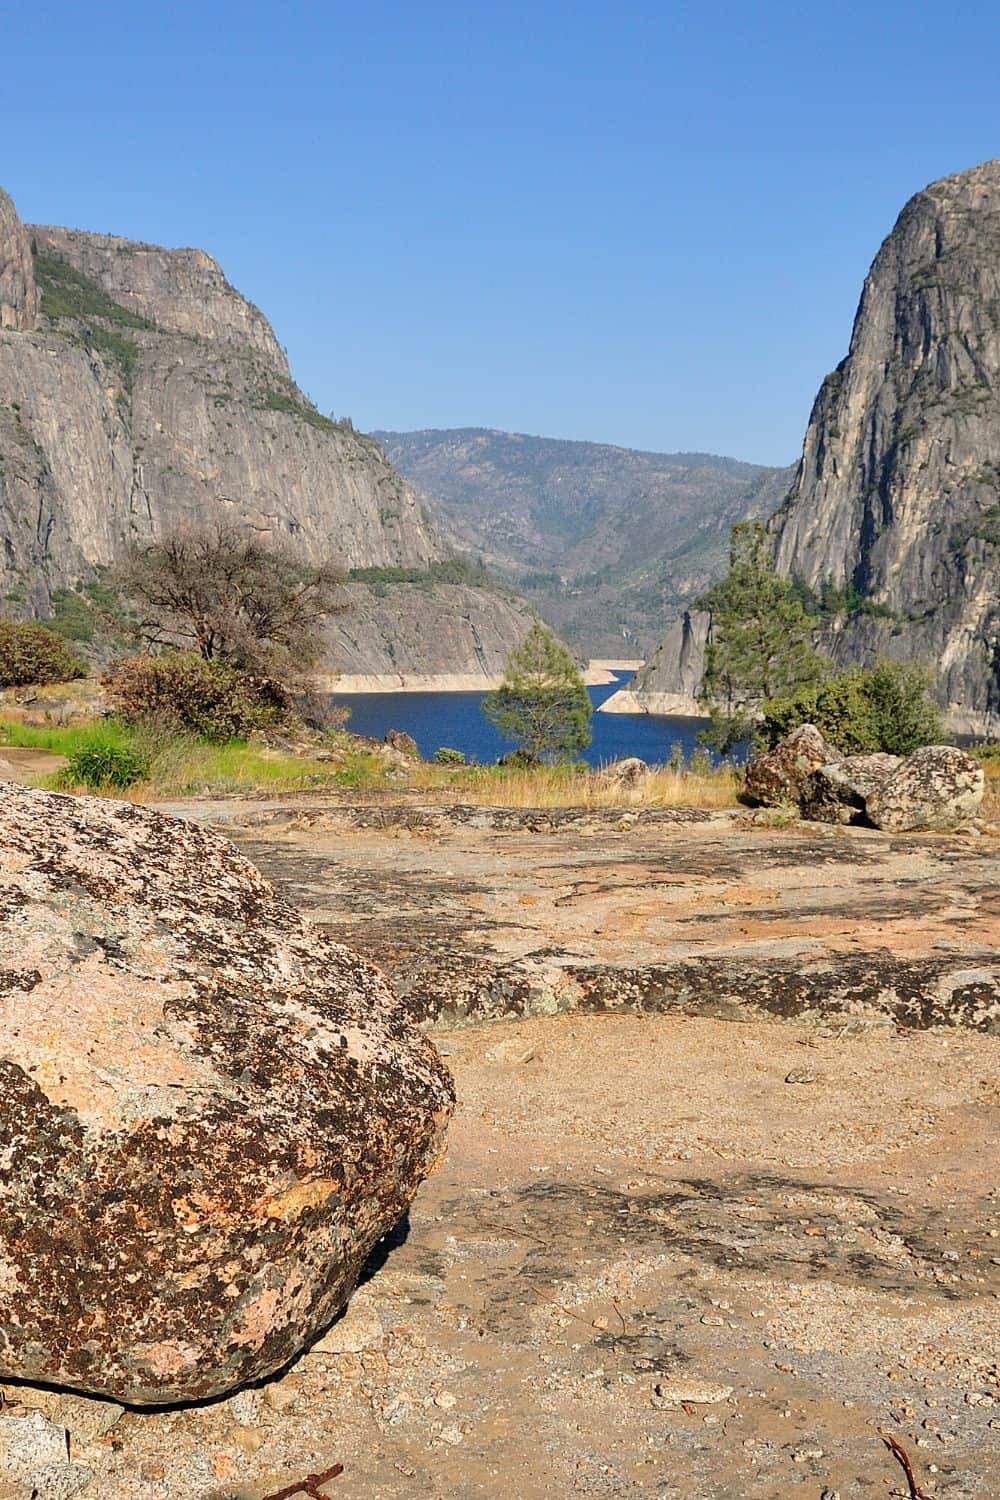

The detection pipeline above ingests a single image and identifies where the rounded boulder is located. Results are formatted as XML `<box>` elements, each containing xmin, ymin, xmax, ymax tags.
<box><xmin>0</xmin><ymin>783</ymin><xmax>453</xmax><ymax>1405</ymax></box>
<box><xmin>865</xmin><ymin>745</ymin><xmax>985</xmax><ymax>831</ymax></box>
<box><xmin>800</xmin><ymin>752</ymin><xmax>900</xmax><ymax>824</ymax></box>
<box><xmin>744</xmin><ymin>724</ymin><xmax>838</xmax><ymax>807</ymax></box>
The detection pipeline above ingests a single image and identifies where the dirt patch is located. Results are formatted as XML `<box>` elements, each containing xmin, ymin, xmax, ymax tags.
<box><xmin>5</xmin><ymin>1011</ymin><xmax>996</xmax><ymax>1497</ymax></box>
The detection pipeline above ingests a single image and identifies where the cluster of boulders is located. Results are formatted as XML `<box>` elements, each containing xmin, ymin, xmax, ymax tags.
<box><xmin>745</xmin><ymin>724</ymin><xmax>985</xmax><ymax>831</ymax></box>
<box><xmin>0</xmin><ymin>782</ymin><xmax>454</xmax><ymax>1406</ymax></box>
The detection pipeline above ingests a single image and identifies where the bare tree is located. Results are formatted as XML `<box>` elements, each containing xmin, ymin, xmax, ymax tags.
<box><xmin>119</xmin><ymin>524</ymin><xmax>345</xmax><ymax>683</ymax></box>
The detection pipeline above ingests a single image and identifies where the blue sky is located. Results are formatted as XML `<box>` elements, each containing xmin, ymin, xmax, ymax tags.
<box><xmin>3</xmin><ymin>2</ymin><xmax>997</xmax><ymax>464</ymax></box>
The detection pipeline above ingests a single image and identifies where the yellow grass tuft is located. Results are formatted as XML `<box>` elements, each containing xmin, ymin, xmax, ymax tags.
<box><xmin>409</xmin><ymin>761</ymin><xmax>741</xmax><ymax>810</ymax></box>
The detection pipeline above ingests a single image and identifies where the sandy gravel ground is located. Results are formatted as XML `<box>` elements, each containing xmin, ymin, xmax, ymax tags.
<box><xmin>2</xmin><ymin>804</ymin><xmax>997</xmax><ymax>1498</ymax></box>
<box><xmin>3</xmin><ymin>1010</ymin><xmax>997</xmax><ymax>1499</ymax></box>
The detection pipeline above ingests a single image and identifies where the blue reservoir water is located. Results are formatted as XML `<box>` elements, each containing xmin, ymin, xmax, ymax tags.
<box><xmin>335</xmin><ymin>674</ymin><xmax>710</xmax><ymax>768</ymax></box>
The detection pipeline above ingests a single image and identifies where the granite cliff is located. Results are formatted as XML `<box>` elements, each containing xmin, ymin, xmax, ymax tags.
<box><xmin>0</xmin><ymin>188</ymin><xmax>529</xmax><ymax>682</ymax></box>
<box><xmin>377</xmin><ymin>427</ymin><xmax>791</xmax><ymax>656</ymax></box>
<box><xmin>611</xmin><ymin>162</ymin><xmax>1000</xmax><ymax>733</ymax></box>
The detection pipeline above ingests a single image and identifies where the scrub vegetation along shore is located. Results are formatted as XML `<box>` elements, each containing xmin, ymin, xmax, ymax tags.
<box><xmin>0</xmin><ymin>709</ymin><xmax>743</xmax><ymax>807</ymax></box>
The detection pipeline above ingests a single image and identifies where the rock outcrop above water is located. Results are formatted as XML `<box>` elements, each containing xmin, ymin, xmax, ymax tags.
<box><xmin>0</xmin><ymin>186</ymin><xmax>530</xmax><ymax>679</ymax></box>
<box><xmin>0</xmin><ymin>783</ymin><xmax>453</xmax><ymax>1404</ymax></box>
<box><xmin>770</xmin><ymin>160</ymin><xmax>1000</xmax><ymax>732</ymax></box>
<box><xmin>609</xmin><ymin>161</ymin><xmax>1000</xmax><ymax>734</ymax></box>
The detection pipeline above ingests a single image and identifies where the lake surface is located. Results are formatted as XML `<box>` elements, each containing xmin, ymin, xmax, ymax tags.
<box><xmin>335</xmin><ymin>674</ymin><xmax>711</xmax><ymax>767</ymax></box>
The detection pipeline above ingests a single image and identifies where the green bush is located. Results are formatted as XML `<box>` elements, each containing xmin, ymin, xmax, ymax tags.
<box><xmin>434</xmin><ymin>746</ymin><xmax>467</xmax><ymax>765</ymax></box>
<box><xmin>0</xmin><ymin>619</ymin><xmax>87</xmax><ymax>688</ymax></box>
<box><xmin>103</xmin><ymin>651</ymin><xmax>288</xmax><ymax>742</ymax></box>
<box><xmin>760</xmin><ymin>671</ymin><xmax>879</xmax><ymax>754</ymax></box>
<box><xmin>861</xmin><ymin>660</ymin><xmax>945</xmax><ymax>753</ymax></box>
<box><xmin>65</xmin><ymin>736</ymin><xmax>150</xmax><ymax>791</ymax></box>
<box><xmin>760</xmin><ymin>661</ymin><xmax>944</xmax><ymax>755</ymax></box>
<box><xmin>347</xmin><ymin>559</ymin><xmax>496</xmax><ymax>590</ymax></box>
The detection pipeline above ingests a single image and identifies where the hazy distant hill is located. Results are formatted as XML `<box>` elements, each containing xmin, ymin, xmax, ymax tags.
<box><xmin>375</xmin><ymin>427</ymin><xmax>793</xmax><ymax>655</ymax></box>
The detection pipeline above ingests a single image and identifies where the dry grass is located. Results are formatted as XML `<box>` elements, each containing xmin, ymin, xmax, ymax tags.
<box><xmin>408</xmin><ymin>760</ymin><xmax>742</xmax><ymax>809</ymax></box>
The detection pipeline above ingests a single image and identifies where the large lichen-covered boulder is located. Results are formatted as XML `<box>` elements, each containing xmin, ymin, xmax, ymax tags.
<box><xmin>866</xmin><ymin>745</ymin><xmax>985</xmax><ymax>832</ymax></box>
<box><xmin>800</xmin><ymin>753</ymin><xmax>900</xmax><ymax>825</ymax></box>
<box><xmin>744</xmin><ymin>724</ymin><xmax>838</xmax><ymax>807</ymax></box>
<box><xmin>0</xmin><ymin>783</ymin><xmax>453</xmax><ymax>1405</ymax></box>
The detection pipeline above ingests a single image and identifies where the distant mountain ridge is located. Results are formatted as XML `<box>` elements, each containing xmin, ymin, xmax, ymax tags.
<box><xmin>375</xmin><ymin>427</ymin><xmax>793</xmax><ymax>655</ymax></box>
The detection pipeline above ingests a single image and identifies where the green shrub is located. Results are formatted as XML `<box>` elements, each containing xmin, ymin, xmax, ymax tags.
<box><xmin>258</xmin><ymin>387</ymin><xmax>339</xmax><ymax>433</ymax></box>
<box><xmin>434</xmin><ymin>746</ymin><xmax>467</xmax><ymax>765</ymax></box>
<box><xmin>760</xmin><ymin>670</ymin><xmax>879</xmax><ymax>754</ymax></box>
<box><xmin>760</xmin><ymin>661</ymin><xmax>944</xmax><ymax>755</ymax></box>
<box><xmin>0</xmin><ymin>619</ymin><xmax>87</xmax><ymax>688</ymax></box>
<box><xmin>347</xmin><ymin>559</ymin><xmax>496</xmax><ymax>590</ymax></box>
<box><xmin>65</xmin><ymin>736</ymin><xmax>150</xmax><ymax>791</ymax></box>
<box><xmin>46</xmin><ymin>571</ymin><xmax>137</xmax><ymax>647</ymax></box>
<box><xmin>862</xmin><ymin>660</ymin><xmax>945</xmax><ymax>753</ymax></box>
<box><xmin>103</xmin><ymin>651</ymin><xmax>288</xmax><ymax>742</ymax></box>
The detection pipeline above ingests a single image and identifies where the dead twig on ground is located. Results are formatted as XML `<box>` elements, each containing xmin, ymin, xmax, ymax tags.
<box><xmin>260</xmin><ymin>1464</ymin><xmax>344</xmax><ymax>1500</ymax></box>
<box><xmin>880</xmin><ymin>1432</ymin><xmax>932</xmax><ymax>1500</ymax></box>
<box><xmin>480</xmin><ymin>1219</ymin><xmax>550</xmax><ymax>1248</ymax></box>
<box><xmin>525</xmin><ymin>1281</ymin><xmax>599</xmax><ymax>1329</ymax></box>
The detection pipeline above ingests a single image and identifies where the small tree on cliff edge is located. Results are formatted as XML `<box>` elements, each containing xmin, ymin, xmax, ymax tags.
<box><xmin>483</xmin><ymin>622</ymin><xmax>592</xmax><ymax>763</ymax></box>
<box><xmin>697</xmin><ymin>521</ymin><xmax>827</xmax><ymax>752</ymax></box>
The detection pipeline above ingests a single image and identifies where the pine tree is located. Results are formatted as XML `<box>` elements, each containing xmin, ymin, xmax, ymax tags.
<box><xmin>697</xmin><ymin>522</ymin><xmax>827</xmax><ymax>750</ymax></box>
<box><xmin>483</xmin><ymin>622</ymin><xmax>592</xmax><ymax>763</ymax></box>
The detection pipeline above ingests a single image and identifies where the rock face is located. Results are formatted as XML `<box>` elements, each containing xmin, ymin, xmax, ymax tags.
<box><xmin>865</xmin><ymin>745</ymin><xmax>985</xmax><ymax>831</ymax></box>
<box><xmin>744</xmin><ymin>724</ymin><xmax>838</xmax><ymax>807</ymax></box>
<box><xmin>0</xmin><ymin>783</ymin><xmax>453</xmax><ymax>1404</ymax></box>
<box><xmin>0</xmin><ymin>188</ymin><xmax>37</xmax><ymax>332</ymax></box>
<box><xmin>37</xmin><ymin>225</ymin><xmax>289</xmax><ymax>372</ymax></box>
<box><xmin>379</xmin><ymin>428</ymin><xmax>793</xmax><ymax>656</ymax></box>
<box><xmin>601</xmin><ymin>609</ymin><xmax>710</xmax><ymax>716</ymax></box>
<box><xmin>322</xmin><ymin>581</ymin><xmax>536</xmax><ymax>685</ymax></box>
<box><xmin>0</xmin><ymin>188</ymin><xmax>531</xmax><ymax>678</ymax></box>
<box><xmin>617</xmin><ymin>161</ymin><xmax>1000</xmax><ymax>734</ymax></box>
<box><xmin>800</xmin><ymin>753</ymin><xmax>899</xmax><ymax>825</ymax></box>
<box><xmin>770</xmin><ymin>160</ymin><xmax>1000</xmax><ymax>733</ymax></box>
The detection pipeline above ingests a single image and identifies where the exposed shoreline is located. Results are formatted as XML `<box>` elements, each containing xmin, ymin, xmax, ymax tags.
<box><xmin>318</xmin><ymin>659</ymin><xmax>646</xmax><ymax>694</ymax></box>
<box><xmin>598</xmin><ymin>686</ymin><xmax>703</xmax><ymax>716</ymax></box>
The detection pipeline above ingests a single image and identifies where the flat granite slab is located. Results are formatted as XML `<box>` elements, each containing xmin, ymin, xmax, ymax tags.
<box><xmin>172</xmin><ymin>802</ymin><xmax>1000</xmax><ymax>1033</ymax></box>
